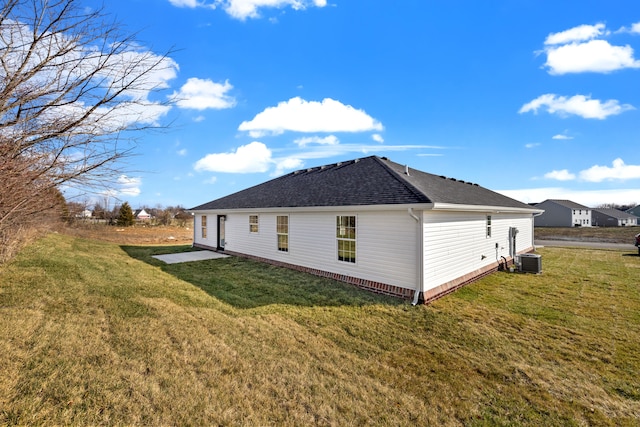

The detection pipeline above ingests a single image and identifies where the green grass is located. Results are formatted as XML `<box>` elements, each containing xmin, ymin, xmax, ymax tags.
<box><xmin>1</xmin><ymin>233</ymin><xmax>639</xmax><ymax>425</ymax></box>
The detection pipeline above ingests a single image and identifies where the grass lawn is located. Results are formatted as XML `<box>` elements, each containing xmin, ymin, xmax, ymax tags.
<box><xmin>1</xmin><ymin>233</ymin><xmax>639</xmax><ymax>425</ymax></box>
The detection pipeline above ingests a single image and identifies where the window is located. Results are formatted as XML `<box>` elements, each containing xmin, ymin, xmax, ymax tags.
<box><xmin>249</xmin><ymin>215</ymin><xmax>259</xmax><ymax>233</ymax></box>
<box><xmin>277</xmin><ymin>216</ymin><xmax>288</xmax><ymax>252</ymax></box>
<box><xmin>486</xmin><ymin>215</ymin><xmax>492</xmax><ymax>238</ymax></box>
<box><xmin>337</xmin><ymin>215</ymin><xmax>356</xmax><ymax>263</ymax></box>
<box><xmin>201</xmin><ymin>215</ymin><xmax>207</xmax><ymax>239</ymax></box>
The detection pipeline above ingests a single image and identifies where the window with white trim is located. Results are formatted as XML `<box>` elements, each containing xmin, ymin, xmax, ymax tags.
<box><xmin>277</xmin><ymin>215</ymin><xmax>288</xmax><ymax>252</ymax></box>
<box><xmin>201</xmin><ymin>215</ymin><xmax>207</xmax><ymax>239</ymax></box>
<box><xmin>249</xmin><ymin>215</ymin><xmax>259</xmax><ymax>233</ymax></box>
<box><xmin>337</xmin><ymin>215</ymin><xmax>356</xmax><ymax>263</ymax></box>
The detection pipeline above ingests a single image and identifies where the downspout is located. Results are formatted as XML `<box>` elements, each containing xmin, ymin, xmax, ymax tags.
<box><xmin>408</xmin><ymin>208</ymin><xmax>424</xmax><ymax>305</ymax></box>
<box><xmin>191</xmin><ymin>212</ymin><xmax>195</xmax><ymax>247</ymax></box>
<box><xmin>532</xmin><ymin>211</ymin><xmax>543</xmax><ymax>250</ymax></box>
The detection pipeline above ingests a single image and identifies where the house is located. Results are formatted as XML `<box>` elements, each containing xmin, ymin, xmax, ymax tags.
<box><xmin>75</xmin><ymin>209</ymin><xmax>92</xmax><ymax>218</ymax></box>
<box><xmin>134</xmin><ymin>208</ymin><xmax>152</xmax><ymax>221</ymax></box>
<box><xmin>533</xmin><ymin>199</ymin><xmax>592</xmax><ymax>227</ymax></box>
<box><xmin>627</xmin><ymin>205</ymin><xmax>640</xmax><ymax>219</ymax></box>
<box><xmin>189</xmin><ymin>156</ymin><xmax>542</xmax><ymax>304</ymax></box>
<box><xmin>592</xmin><ymin>208</ymin><xmax>638</xmax><ymax>227</ymax></box>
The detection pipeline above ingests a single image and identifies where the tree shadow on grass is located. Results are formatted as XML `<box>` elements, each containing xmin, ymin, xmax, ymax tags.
<box><xmin>121</xmin><ymin>245</ymin><xmax>405</xmax><ymax>309</ymax></box>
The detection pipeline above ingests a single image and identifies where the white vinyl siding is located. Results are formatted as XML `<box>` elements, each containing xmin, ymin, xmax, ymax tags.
<box><xmin>422</xmin><ymin>211</ymin><xmax>534</xmax><ymax>291</ymax></box>
<box><xmin>193</xmin><ymin>208</ymin><xmax>535</xmax><ymax>294</ymax></box>
<box><xmin>217</xmin><ymin>210</ymin><xmax>418</xmax><ymax>290</ymax></box>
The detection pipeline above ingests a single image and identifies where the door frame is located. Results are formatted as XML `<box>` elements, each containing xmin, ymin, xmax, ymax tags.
<box><xmin>217</xmin><ymin>215</ymin><xmax>226</xmax><ymax>250</ymax></box>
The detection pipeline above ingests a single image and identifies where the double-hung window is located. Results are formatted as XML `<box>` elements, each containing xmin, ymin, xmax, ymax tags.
<box><xmin>201</xmin><ymin>215</ymin><xmax>207</xmax><ymax>239</ymax></box>
<box><xmin>337</xmin><ymin>215</ymin><xmax>356</xmax><ymax>263</ymax></box>
<box><xmin>277</xmin><ymin>216</ymin><xmax>289</xmax><ymax>252</ymax></box>
<box><xmin>249</xmin><ymin>215</ymin><xmax>259</xmax><ymax>233</ymax></box>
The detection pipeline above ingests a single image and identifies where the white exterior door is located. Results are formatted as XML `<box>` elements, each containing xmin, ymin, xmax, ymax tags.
<box><xmin>218</xmin><ymin>215</ymin><xmax>226</xmax><ymax>249</ymax></box>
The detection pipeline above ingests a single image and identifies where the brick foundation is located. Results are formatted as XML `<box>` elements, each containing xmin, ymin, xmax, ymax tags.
<box><xmin>193</xmin><ymin>244</ymin><xmax>534</xmax><ymax>304</ymax></box>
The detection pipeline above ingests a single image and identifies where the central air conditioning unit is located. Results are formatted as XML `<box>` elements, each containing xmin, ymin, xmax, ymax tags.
<box><xmin>519</xmin><ymin>253</ymin><xmax>542</xmax><ymax>274</ymax></box>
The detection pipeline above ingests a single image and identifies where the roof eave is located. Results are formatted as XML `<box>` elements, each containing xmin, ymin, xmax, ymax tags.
<box><xmin>188</xmin><ymin>203</ymin><xmax>434</xmax><ymax>214</ymax></box>
<box><xmin>188</xmin><ymin>202</ymin><xmax>543</xmax><ymax>214</ymax></box>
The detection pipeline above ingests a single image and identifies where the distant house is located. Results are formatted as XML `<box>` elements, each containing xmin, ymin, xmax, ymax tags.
<box><xmin>189</xmin><ymin>156</ymin><xmax>542</xmax><ymax>304</ymax></box>
<box><xmin>75</xmin><ymin>209</ymin><xmax>92</xmax><ymax>218</ymax></box>
<box><xmin>627</xmin><ymin>205</ymin><xmax>640</xmax><ymax>219</ymax></box>
<box><xmin>134</xmin><ymin>209</ymin><xmax>152</xmax><ymax>221</ymax></box>
<box><xmin>533</xmin><ymin>199</ymin><xmax>592</xmax><ymax>227</ymax></box>
<box><xmin>592</xmin><ymin>208</ymin><xmax>638</xmax><ymax>227</ymax></box>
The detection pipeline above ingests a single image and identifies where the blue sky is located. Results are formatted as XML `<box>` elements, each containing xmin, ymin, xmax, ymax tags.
<box><xmin>85</xmin><ymin>0</ymin><xmax>640</xmax><ymax>209</ymax></box>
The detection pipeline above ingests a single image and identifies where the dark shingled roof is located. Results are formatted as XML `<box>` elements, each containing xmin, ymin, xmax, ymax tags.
<box><xmin>190</xmin><ymin>156</ymin><xmax>534</xmax><ymax>211</ymax></box>
<box><xmin>593</xmin><ymin>208</ymin><xmax>638</xmax><ymax>220</ymax></box>
<box><xmin>536</xmin><ymin>199</ymin><xmax>590</xmax><ymax>210</ymax></box>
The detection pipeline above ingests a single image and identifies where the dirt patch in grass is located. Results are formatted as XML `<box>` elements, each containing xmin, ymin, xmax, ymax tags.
<box><xmin>62</xmin><ymin>221</ymin><xmax>194</xmax><ymax>245</ymax></box>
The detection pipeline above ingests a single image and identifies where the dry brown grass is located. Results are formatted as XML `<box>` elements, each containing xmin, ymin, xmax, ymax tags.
<box><xmin>62</xmin><ymin>220</ymin><xmax>194</xmax><ymax>245</ymax></box>
<box><xmin>535</xmin><ymin>226</ymin><xmax>639</xmax><ymax>244</ymax></box>
<box><xmin>1</xmin><ymin>232</ymin><xmax>639</xmax><ymax>425</ymax></box>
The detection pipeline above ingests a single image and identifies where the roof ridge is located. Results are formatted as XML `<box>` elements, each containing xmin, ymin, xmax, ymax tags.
<box><xmin>372</xmin><ymin>156</ymin><xmax>431</xmax><ymax>203</ymax></box>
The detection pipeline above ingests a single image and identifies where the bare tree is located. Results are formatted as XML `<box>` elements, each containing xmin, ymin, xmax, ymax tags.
<box><xmin>0</xmin><ymin>0</ymin><xmax>176</xmax><ymax>261</ymax></box>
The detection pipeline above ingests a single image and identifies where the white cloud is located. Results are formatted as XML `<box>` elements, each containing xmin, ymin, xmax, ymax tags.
<box><xmin>544</xmin><ymin>169</ymin><xmax>576</xmax><ymax>181</ymax></box>
<box><xmin>273</xmin><ymin>157</ymin><xmax>304</xmax><ymax>176</ymax></box>
<box><xmin>537</xmin><ymin>158</ymin><xmax>640</xmax><ymax>184</ymax></box>
<box><xmin>170</xmin><ymin>78</ymin><xmax>236</xmax><ymax>110</ymax></box>
<box><xmin>169</xmin><ymin>0</ymin><xmax>202</xmax><ymax>6</ymax></box>
<box><xmin>177</xmin><ymin>148</ymin><xmax>187</xmax><ymax>156</ymax></box>
<box><xmin>544</xmin><ymin>39</ymin><xmax>640</xmax><ymax>74</ymax></box>
<box><xmin>497</xmin><ymin>187</ymin><xmax>640</xmax><ymax>207</ymax></box>
<box><xmin>116</xmin><ymin>175</ymin><xmax>142</xmax><ymax>197</ymax></box>
<box><xmin>225</xmin><ymin>0</ymin><xmax>327</xmax><ymax>20</ymax></box>
<box><xmin>525</xmin><ymin>143</ymin><xmax>541</xmax><ymax>148</ymax></box>
<box><xmin>372</xmin><ymin>134</ymin><xmax>384</xmax><ymax>143</ymax></box>
<box><xmin>293</xmin><ymin>135</ymin><xmax>339</xmax><ymax>147</ymax></box>
<box><xmin>540</xmin><ymin>22</ymin><xmax>640</xmax><ymax>74</ymax></box>
<box><xmin>194</xmin><ymin>140</ymin><xmax>444</xmax><ymax>176</ymax></box>
<box><xmin>544</xmin><ymin>23</ymin><xmax>607</xmax><ymax>45</ymax></box>
<box><xmin>519</xmin><ymin>94</ymin><xmax>634</xmax><ymax>119</ymax></box>
<box><xmin>579</xmin><ymin>158</ymin><xmax>640</xmax><ymax>182</ymax></box>
<box><xmin>238</xmin><ymin>97</ymin><xmax>384</xmax><ymax>137</ymax></box>
<box><xmin>552</xmin><ymin>134</ymin><xmax>573</xmax><ymax>140</ymax></box>
<box><xmin>632</xmin><ymin>22</ymin><xmax>640</xmax><ymax>34</ymax></box>
<box><xmin>194</xmin><ymin>141</ymin><xmax>272</xmax><ymax>173</ymax></box>
<box><xmin>1</xmin><ymin>19</ymin><xmax>178</xmax><ymax>134</ymax></box>
<box><xmin>167</xmin><ymin>0</ymin><xmax>326</xmax><ymax>20</ymax></box>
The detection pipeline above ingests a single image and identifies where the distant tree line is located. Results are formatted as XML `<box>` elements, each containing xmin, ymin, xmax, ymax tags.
<box><xmin>596</xmin><ymin>203</ymin><xmax>638</xmax><ymax>211</ymax></box>
<box><xmin>65</xmin><ymin>200</ymin><xmax>192</xmax><ymax>227</ymax></box>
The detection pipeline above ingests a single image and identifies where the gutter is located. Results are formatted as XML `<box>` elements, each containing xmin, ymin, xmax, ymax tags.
<box><xmin>408</xmin><ymin>208</ymin><xmax>424</xmax><ymax>305</ymax></box>
<box><xmin>430</xmin><ymin>203</ymin><xmax>543</xmax><ymax>214</ymax></box>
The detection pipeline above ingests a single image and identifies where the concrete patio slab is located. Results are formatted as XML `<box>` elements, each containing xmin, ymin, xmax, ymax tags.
<box><xmin>152</xmin><ymin>250</ymin><xmax>229</xmax><ymax>264</ymax></box>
